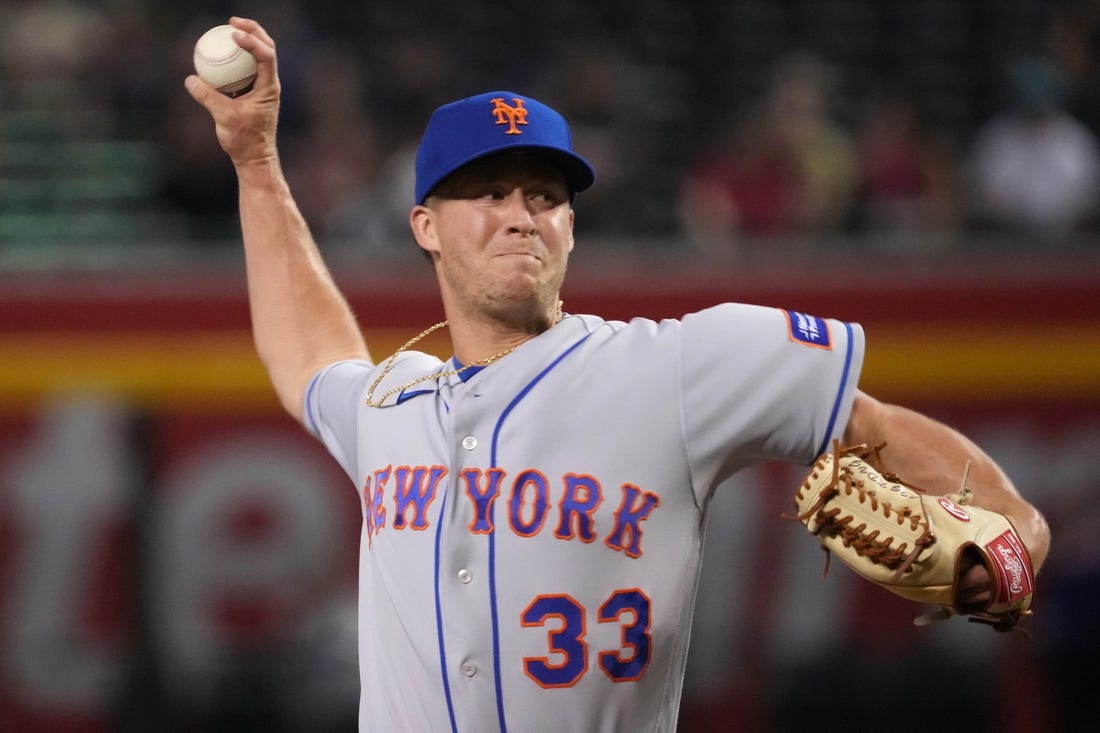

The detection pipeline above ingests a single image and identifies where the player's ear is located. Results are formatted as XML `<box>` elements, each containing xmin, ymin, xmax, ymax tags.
<box><xmin>567</xmin><ymin>209</ymin><xmax>575</xmax><ymax>252</ymax></box>
<box><xmin>410</xmin><ymin>204</ymin><xmax>440</xmax><ymax>255</ymax></box>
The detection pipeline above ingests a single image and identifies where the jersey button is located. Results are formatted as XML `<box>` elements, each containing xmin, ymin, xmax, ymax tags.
<box><xmin>457</xmin><ymin>568</ymin><xmax>472</xmax><ymax>584</ymax></box>
<box><xmin>462</xmin><ymin>663</ymin><xmax>477</xmax><ymax>677</ymax></box>
<box><xmin>461</xmin><ymin>435</ymin><xmax>478</xmax><ymax>450</ymax></box>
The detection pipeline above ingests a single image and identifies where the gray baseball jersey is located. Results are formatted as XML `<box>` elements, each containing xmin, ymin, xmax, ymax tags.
<box><xmin>304</xmin><ymin>303</ymin><xmax>864</xmax><ymax>732</ymax></box>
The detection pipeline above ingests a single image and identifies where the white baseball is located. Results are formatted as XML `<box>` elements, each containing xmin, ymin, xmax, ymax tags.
<box><xmin>193</xmin><ymin>24</ymin><xmax>257</xmax><ymax>94</ymax></box>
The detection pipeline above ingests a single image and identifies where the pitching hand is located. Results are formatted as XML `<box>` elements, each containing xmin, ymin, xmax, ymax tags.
<box><xmin>184</xmin><ymin>17</ymin><xmax>280</xmax><ymax>168</ymax></box>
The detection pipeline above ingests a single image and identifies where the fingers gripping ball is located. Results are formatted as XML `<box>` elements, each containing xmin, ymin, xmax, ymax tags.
<box><xmin>787</xmin><ymin>442</ymin><xmax>1035</xmax><ymax>631</ymax></box>
<box><xmin>193</xmin><ymin>24</ymin><xmax>257</xmax><ymax>95</ymax></box>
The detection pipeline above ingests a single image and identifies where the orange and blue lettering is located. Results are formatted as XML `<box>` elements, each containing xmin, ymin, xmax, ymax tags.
<box><xmin>605</xmin><ymin>484</ymin><xmax>660</xmax><ymax>558</ymax></box>
<box><xmin>392</xmin><ymin>465</ymin><xmax>446</xmax><ymax>530</ymax></box>
<box><xmin>463</xmin><ymin>467</ymin><xmax>505</xmax><ymax>534</ymax></box>
<box><xmin>555</xmin><ymin>474</ymin><xmax>602</xmax><ymax>542</ymax></box>
<box><xmin>509</xmin><ymin>469</ymin><xmax>550</xmax><ymax>537</ymax></box>
<box><xmin>371</xmin><ymin>466</ymin><xmax>391</xmax><ymax>536</ymax></box>
<box><xmin>362</xmin><ymin>475</ymin><xmax>375</xmax><ymax>546</ymax></box>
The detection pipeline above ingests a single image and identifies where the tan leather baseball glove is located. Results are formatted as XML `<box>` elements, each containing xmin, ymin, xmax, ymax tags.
<box><xmin>787</xmin><ymin>441</ymin><xmax>1035</xmax><ymax>631</ymax></box>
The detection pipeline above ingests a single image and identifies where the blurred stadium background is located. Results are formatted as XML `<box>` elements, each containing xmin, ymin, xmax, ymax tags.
<box><xmin>2</xmin><ymin>0</ymin><xmax>1099</xmax><ymax>731</ymax></box>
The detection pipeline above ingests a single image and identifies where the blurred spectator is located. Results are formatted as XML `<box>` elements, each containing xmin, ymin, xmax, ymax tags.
<box><xmin>678</xmin><ymin>52</ymin><xmax>858</xmax><ymax>252</ymax></box>
<box><xmin>967</xmin><ymin>56</ymin><xmax>1100</xmax><ymax>238</ymax></box>
<box><xmin>283</xmin><ymin>42</ymin><xmax>413</xmax><ymax>263</ymax></box>
<box><xmin>356</xmin><ymin>29</ymin><xmax>465</xmax><ymax>259</ymax></box>
<box><xmin>769</xmin><ymin>53</ymin><xmax>858</xmax><ymax>234</ymax></box>
<box><xmin>851</xmin><ymin>83</ymin><xmax>960</xmax><ymax>245</ymax></box>
<box><xmin>156</xmin><ymin>84</ymin><xmax>242</xmax><ymax>243</ymax></box>
<box><xmin>678</xmin><ymin>104</ymin><xmax>801</xmax><ymax>247</ymax></box>
<box><xmin>540</xmin><ymin>37</ymin><xmax>677</xmax><ymax>238</ymax></box>
<box><xmin>0</xmin><ymin>0</ymin><xmax>110</xmax><ymax>93</ymax></box>
<box><xmin>1049</xmin><ymin>0</ymin><xmax>1100</xmax><ymax>138</ymax></box>
<box><xmin>85</xmin><ymin>2</ymin><xmax>173</xmax><ymax>139</ymax></box>
<box><xmin>0</xmin><ymin>0</ymin><xmax>171</xmax><ymax>143</ymax></box>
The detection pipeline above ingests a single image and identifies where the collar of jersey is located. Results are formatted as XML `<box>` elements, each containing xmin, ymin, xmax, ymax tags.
<box><xmin>450</xmin><ymin>356</ymin><xmax>486</xmax><ymax>383</ymax></box>
<box><xmin>393</xmin><ymin>356</ymin><xmax>483</xmax><ymax>405</ymax></box>
<box><xmin>428</xmin><ymin>315</ymin><xmax>587</xmax><ymax>397</ymax></box>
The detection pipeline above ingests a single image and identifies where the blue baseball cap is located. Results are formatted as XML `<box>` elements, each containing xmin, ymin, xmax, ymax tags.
<box><xmin>414</xmin><ymin>91</ymin><xmax>596</xmax><ymax>204</ymax></box>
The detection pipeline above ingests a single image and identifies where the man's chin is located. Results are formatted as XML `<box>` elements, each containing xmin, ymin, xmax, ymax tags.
<box><xmin>485</xmin><ymin>291</ymin><xmax>559</xmax><ymax>332</ymax></box>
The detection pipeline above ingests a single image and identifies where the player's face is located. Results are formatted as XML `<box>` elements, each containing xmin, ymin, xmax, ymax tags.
<box><xmin>412</xmin><ymin>153</ymin><xmax>575</xmax><ymax>329</ymax></box>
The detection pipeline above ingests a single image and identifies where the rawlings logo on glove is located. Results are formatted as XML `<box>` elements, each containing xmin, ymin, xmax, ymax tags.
<box><xmin>786</xmin><ymin>441</ymin><xmax>1035</xmax><ymax>632</ymax></box>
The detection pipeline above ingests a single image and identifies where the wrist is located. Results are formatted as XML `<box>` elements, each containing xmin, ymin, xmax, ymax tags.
<box><xmin>234</xmin><ymin>151</ymin><xmax>281</xmax><ymax>177</ymax></box>
<box><xmin>1005</xmin><ymin>506</ymin><xmax>1051</xmax><ymax>573</ymax></box>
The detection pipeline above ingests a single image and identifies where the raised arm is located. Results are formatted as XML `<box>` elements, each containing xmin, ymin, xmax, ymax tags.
<box><xmin>845</xmin><ymin>390</ymin><xmax>1051</xmax><ymax>573</ymax></box>
<box><xmin>184</xmin><ymin>17</ymin><xmax>370</xmax><ymax>423</ymax></box>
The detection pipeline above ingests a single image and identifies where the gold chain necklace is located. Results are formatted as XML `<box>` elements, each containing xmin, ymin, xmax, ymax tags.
<box><xmin>364</xmin><ymin>301</ymin><xmax>563</xmax><ymax>408</ymax></box>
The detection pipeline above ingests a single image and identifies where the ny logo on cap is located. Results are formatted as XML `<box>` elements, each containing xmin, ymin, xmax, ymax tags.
<box><xmin>490</xmin><ymin>97</ymin><xmax>528</xmax><ymax>135</ymax></box>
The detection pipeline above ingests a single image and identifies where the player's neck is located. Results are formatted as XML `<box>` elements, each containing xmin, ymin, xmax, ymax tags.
<box><xmin>446</xmin><ymin>300</ymin><xmax>561</xmax><ymax>365</ymax></box>
<box><xmin>447</xmin><ymin>317</ymin><xmax>538</xmax><ymax>366</ymax></box>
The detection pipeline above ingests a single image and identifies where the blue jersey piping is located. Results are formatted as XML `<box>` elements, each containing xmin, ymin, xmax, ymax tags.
<box><xmin>816</xmin><ymin>321</ymin><xmax>856</xmax><ymax>457</ymax></box>
<box><xmin>485</xmin><ymin>331</ymin><xmax>593</xmax><ymax>732</ymax></box>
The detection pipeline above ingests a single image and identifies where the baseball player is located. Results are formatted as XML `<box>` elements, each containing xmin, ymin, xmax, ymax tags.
<box><xmin>186</xmin><ymin>18</ymin><xmax>1051</xmax><ymax>732</ymax></box>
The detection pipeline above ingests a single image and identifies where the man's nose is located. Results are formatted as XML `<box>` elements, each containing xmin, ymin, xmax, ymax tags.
<box><xmin>503</xmin><ymin>189</ymin><xmax>538</xmax><ymax>235</ymax></box>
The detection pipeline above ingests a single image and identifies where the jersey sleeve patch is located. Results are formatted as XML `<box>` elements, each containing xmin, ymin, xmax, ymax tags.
<box><xmin>783</xmin><ymin>310</ymin><xmax>832</xmax><ymax>350</ymax></box>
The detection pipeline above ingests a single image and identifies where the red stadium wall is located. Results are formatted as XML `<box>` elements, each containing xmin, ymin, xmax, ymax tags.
<box><xmin>1</xmin><ymin>255</ymin><xmax>1098</xmax><ymax>731</ymax></box>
